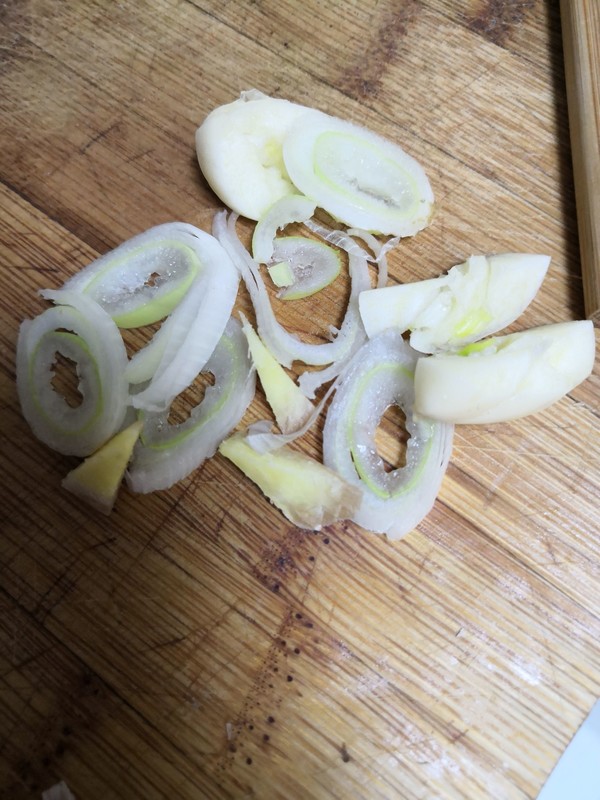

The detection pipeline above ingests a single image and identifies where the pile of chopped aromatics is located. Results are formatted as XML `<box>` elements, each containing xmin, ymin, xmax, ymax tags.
<box><xmin>17</xmin><ymin>90</ymin><xmax>595</xmax><ymax>537</ymax></box>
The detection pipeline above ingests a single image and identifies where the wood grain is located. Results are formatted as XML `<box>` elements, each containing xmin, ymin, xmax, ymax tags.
<box><xmin>1</xmin><ymin>2</ymin><xmax>599</xmax><ymax>799</ymax></box>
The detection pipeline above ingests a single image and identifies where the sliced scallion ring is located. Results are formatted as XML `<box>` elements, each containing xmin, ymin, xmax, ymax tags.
<box><xmin>271</xmin><ymin>236</ymin><xmax>341</xmax><ymax>300</ymax></box>
<box><xmin>283</xmin><ymin>110</ymin><xmax>434</xmax><ymax>236</ymax></box>
<box><xmin>127</xmin><ymin>318</ymin><xmax>255</xmax><ymax>492</ymax></box>
<box><xmin>125</xmin><ymin>227</ymin><xmax>240</xmax><ymax>412</ymax></box>
<box><xmin>303</xmin><ymin>219</ymin><xmax>378</xmax><ymax>263</ymax></box>
<box><xmin>347</xmin><ymin>227</ymin><xmax>398</xmax><ymax>289</ymax></box>
<box><xmin>16</xmin><ymin>289</ymin><xmax>129</xmax><ymax>457</ymax></box>
<box><xmin>252</xmin><ymin>194</ymin><xmax>316</xmax><ymax>264</ymax></box>
<box><xmin>214</xmin><ymin>212</ymin><xmax>369</xmax><ymax>380</ymax></box>
<box><xmin>64</xmin><ymin>223</ymin><xmax>208</xmax><ymax>328</ymax></box>
<box><xmin>323</xmin><ymin>330</ymin><xmax>454</xmax><ymax>539</ymax></box>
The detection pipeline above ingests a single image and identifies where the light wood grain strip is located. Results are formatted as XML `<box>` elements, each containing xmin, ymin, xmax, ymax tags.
<box><xmin>561</xmin><ymin>0</ymin><xmax>600</xmax><ymax>323</ymax></box>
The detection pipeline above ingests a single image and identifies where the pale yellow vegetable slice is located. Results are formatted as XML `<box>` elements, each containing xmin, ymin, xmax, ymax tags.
<box><xmin>240</xmin><ymin>314</ymin><xmax>313</xmax><ymax>434</ymax></box>
<box><xmin>268</xmin><ymin>261</ymin><xmax>295</xmax><ymax>288</ymax></box>
<box><xmin>359</xmin><ymin>253</ymin><xmax>551</xmax><ymax>352</ymax></box>
<box><xmin>62</xmin><ymin>420</ymin><xmax>143</xmax><ymax>514</ymax></box>
<box><xmin>219</xmin><ymin>431</ymin><xmax>361</xmax><ymax>530</ymax></box>
<box><xmin>283</xmin><ymin>109</ymin><xmax>434</xmax><ymax>236</ymax></box>
<box><xmin>195</xmin><ymin>90</ymin><xmax>309</xmax><ymax>220</ymax></box>
<box><xmin>414</xmin><ymin>320</ymin><xmax>595</xmax><ymax>423</ymax></box>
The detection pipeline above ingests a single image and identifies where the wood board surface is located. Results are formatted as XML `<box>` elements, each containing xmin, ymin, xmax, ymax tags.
<box><xmin>1</xmin><ymin>1</ymin><xmax>599</xmax><ymax>798</ymax></box>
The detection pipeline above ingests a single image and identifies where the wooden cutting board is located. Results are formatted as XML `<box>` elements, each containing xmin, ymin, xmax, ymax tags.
<box><xmin>1</xmin><ymin>2</ymin><xmax>599</xmax><ymax>798</ymax></box>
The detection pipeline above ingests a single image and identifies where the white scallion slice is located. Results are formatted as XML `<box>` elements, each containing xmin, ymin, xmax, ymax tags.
<box><xmin>252</xmin><ymin>194</ymin><xmax>316</xmax><ymax>264</ymax></box>
<box><xmin>126</xmin><ymin>228</ymin><xmax>239</xmax><ymax>412</ymax></box>
<box><xmin>219</xmin><ymin>431</ymin><xmax>362</xmax><ymax>530</ymax></box>
<box><xmin>304</xmin><ymin>219</ymin><xmax>378</xmax><ymax>262</ymax></box>
<box><xmin>245</xmin><ymin>375</ymin><xmax>337</xmax><ymax>454</ymax></box>
<box><xmin>347</xmin><ymin>227</ymin><xmax>398</xmax><ymax>288</ymax></box>
<box><xmin>271</xmin><ymin>236</ymin><xmax>342</xmax><ymax>300</ymax></box>
<box><xmin>195</xmin><ymin>90</ymin><xmax>310</xmax><ymax>220</ymax></box>
<box><xmin>16</xmin><ymin>290</ymin><xmax>129</xmax><ymax>457</ymax></box>
<box><xmin>213</xmin><ymin>212</ymin><xmax>369</xmax><ymax>376</ymax></box>
<box><xmin>63</xmin><ymin>223</ymin><xmax>206</xmax><ymax>328</ymax></box>
<box><xmin>127</xmin><ymin>318</ymin><xmax>255</xmax><ymax>492</ymax></box>
<box><xmin>240</xmin><ymin>314</ymin><xmax>313</xmax><ymax>434</ymax></box>
<box><xmin>323</xmin><ymin>330</ymin><xmax>454</xmax><ymax>539</ymax></box>
<box><xmin>414</xmin><ymin>320</ymin><xmax>596</xmax><ymax>424</ymax></box>
<box><xmin>359</xmin><ymin>253</ymin><xmax>551</xmax><ymax>352</ymax></box>
<box><xmin>283</xmin><ymin>110</ymin><xmax>434</xmax><ymax>236</ymax></box>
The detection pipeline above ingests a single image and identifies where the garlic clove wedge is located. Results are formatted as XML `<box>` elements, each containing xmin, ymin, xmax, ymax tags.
<box><xmin>414</xmin><ymin>320</ymin><xmax>595</xmax><ymax>423</ymax></box>
<box><xmin>359</xmin><ymin>253</ymin><xmax>551</xmax><ymax>352</ymax></box>
<box><xmin>196</xmin><ymin>90</ymin><xmax>309</xmax><ymax>220</ymax></box>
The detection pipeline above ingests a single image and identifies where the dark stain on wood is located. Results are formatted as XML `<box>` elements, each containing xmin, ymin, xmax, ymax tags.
<box><xmin>465</xmin><ymin>0</ymin><xmax>535</xmax><ymax>48</ymax></box>
<box><xmin>340</xmin><ymin>1</ymin><xmax>419</xmax><ymax>100</ymax></box>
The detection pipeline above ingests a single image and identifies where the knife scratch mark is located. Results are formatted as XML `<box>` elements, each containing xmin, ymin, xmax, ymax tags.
<box><xmin>80</xmin><ymin>121</ymin><xmax>121</xmax><ymax>155</ymax></box>
<box><xmin>482</xmin><ymin>437</ymin><xmax>532</xmax><ymax>504</ymax></box>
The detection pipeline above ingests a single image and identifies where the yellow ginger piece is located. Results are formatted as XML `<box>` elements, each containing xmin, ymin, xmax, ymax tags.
<box><xmin>62</xmin><ymin>420</ymin><xmax>143</xmax><ymax>514</ymax></box>
<box><xmin>241</xmin><ymin>315</ymin><xmax>313</xmax><ymax>434</ymax></box>
<box><xmin>219</xmin><ymin>431</ymin><xmax>361</xmax><ymax>530</ymax></box>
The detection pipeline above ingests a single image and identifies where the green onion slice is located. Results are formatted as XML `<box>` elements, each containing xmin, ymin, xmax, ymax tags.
<box><xmin>283</xmin><ymin>110</ymin><xmax>434</xmax><ymax>236</ymax></box>
<box><xmin>127</xmin><ymin>318</ymin><xmax>255</xmax><ymax>493</ymax></box>
<box><xmin>64</xmin><ymin>223</ymin><xmax>208</xmax><ymax>328</ymax></box>
<box><xmin>16</xmin><ymin>290</ymin><xmax>129</xmax><ymax>456</ymax></box>
<box><xmin>323</xmin><ymin>330</ymin><xmax>454</xmax><ymax>539</ymax></box>
<box><xmin>214</xmin><ymin>211</ymin><xmax>369</xmax><ymax>397</ymax></box>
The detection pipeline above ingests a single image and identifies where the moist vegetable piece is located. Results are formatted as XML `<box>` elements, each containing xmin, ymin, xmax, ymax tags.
<box><xmin>413</xmin><ymin>320</ymin><xmax>595</xmax><ymax>423</ymax></box>
<box><xmin>219</xmin><ymin>431</ymin><xmax>361</xmax><ymax>530</ymax></box>
<box><xmin>268</xmin><ymin>237</ymin><xmax>342</xmax><ymax>300</ymax></box>
<box><xmin>18</xmin><ymin>90</ymin><xmax>596</xmax><ymax>530</ymax></box>
<box><xmin>196</xmin><ymin>90</ymin><xmax>434</xmax><ymax>235</ymax></box>
<box><xmin>213</xmin><ymin>211</ymin><xmax>370</xmax><ymax>375</ymax></box>
<box><xmin>62</xmin><ymin>420</ymin><xmax>143</xmax><ymax>514</ymax></box>
<box><xmin>196</xmin><ymin>90</ymin><xmax>308</xmax><ymax>220</ymax></box>
<box><xmin>323</xmin><ymin>329</ymin><xmax>454</xmax><ymax>538</ymax></box>
<box><xmin>17</xmin><ymin>289</ymin><xmax>129</xmax><ymax>457</ymax></box>
<box><xmin>63</xmin><ymin>222</ymin><xmax>205</xmax><ymax>328</ymax></box>
<box><xmin>127</xmin><ymin>318</ymin><xmax>256</xmax><ymax>493</ymax></box>
<box><xmin>240</xmin><ymin>315</ymin><xmax>314</xmax><ymax>434</ymax></box>
<box><xmin>251</xmin><ymin>194</ymin><xmax>342</xmax><ymax>299</ymax></box>
<box><xmin>268</xmin><ymin>261</ymin><xmax>295</xmax><ymax>288</ymax></box>
<box><xmin>121</xmin><ymin>227</ymin><xmax>240</xmax><ymax>413</ymax></box>
<box><xmin>358</xmin><ymin>253</ymin><xmax>551</xmax><ymax>352</ymax></box>
<box><xmin>282</xmin><ymin>108</ymin><xmax>434</xmax><ymax>236</ymax></box>
<box><xmin>252</xmin><ymin>194</ymin><xmax>317</xmax><ymax>264</ymax></box>
<box><xmin>62</xmin><ymin>222</ymin><xmax>241</xmax><ymax>414</ymax></box>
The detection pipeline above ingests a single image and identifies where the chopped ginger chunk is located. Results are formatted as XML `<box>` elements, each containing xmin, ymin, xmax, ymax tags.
<box><xmin>62</xmin><ymin>420</ymin><xmax>143</xmax><ymax>514</ymax></box>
